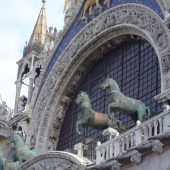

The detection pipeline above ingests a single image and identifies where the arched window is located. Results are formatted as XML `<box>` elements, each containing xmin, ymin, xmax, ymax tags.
<box><xmin>57</xmin><ymin>39</ymin><xmax>162</xmax><ymax>151</ymax></box>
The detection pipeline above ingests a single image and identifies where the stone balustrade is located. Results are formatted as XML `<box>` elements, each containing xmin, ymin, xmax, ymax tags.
<box><xmin>96</xmin><ymin>110</ymin><xmax>170</xmax><ymax>164</ymax></box>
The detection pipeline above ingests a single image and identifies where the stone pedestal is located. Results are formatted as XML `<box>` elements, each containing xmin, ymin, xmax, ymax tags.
<box><xmin>74</xmin><ymin>142</ymin><xmax>84</xmax><ymax>157</ymax></box>
<box><xmin>102</xmin><ymin>127</ymin><xmax>119</xmax><ymax>140</ymax></box>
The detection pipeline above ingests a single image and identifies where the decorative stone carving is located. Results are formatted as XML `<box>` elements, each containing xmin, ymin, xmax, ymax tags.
<box><xmin>0</xmin><ymin>97</ymin><xmax>12</xmax><ymax>121</ymax></box>
<box><xmin>0</xmin><ymin>101</ymin><xmax>8</xmax><ymax>119</ymax></box>
<box><xmin>162</xmin><ymin>53</ymin><xmax>170</xmax><ymax>69</ymax></box>
<box><xmin>130</xmin><ymin>151</ymin><xmax>142</xmax><ymax>164</ymax></box>
<box><xmin>0</xmin><ymin>121</ymin><xmax>11</xmax><ymax>138</ymax></box>
<box><xmin>152</xmin><ymin>140</ymin><xmax>164</xmax><ymax>154</ymax></box>
<box><xmin>154</xmin><ymin>88</ymin><xmax>170</xmax><ymax>106</ymax></box>
<box><xmin>74</xmin><ymin>143</ymin><xmax>84</xmax><ymax>157</ymax></box>
<box><xmin>164</xmin><ymin>0</ymin><xmax>170</xmax><ymax>10</ymax></box>
<box><xmin>64</xmin><ymin>0</ymin><xmax>83</xmax><ymax>26</ymax></box>
<box><xmin>28</xmin><ymin>4</ymin><xmax>170</xmax><ymax>150</ymax></box>
<box><xmin>47</xmin><ymin>95</ymin><xmax>71</xmax><ymax>151</ymax></box>
<box><xmin>102</xmin><ymin>127</ymin><xmax>119</xmax><ymax>140</ymax></box>
<box><xmin>5</xmin><ymin>161</ymin><xmax>20</xmax><ymax>170</ymax></box>
<box><xmin>111</xmin><ymin>160</ymin><xmax>121</xmax><ymax>170</ymax></box>
<box><xmin>19</xmin><ymin>152</ymin><xmax>92</xmax><ymax>170</ymax></box>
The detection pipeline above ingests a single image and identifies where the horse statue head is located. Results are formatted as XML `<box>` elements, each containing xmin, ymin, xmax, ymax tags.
<box><xmin>75</xmin><ymin>91</ymin><xmax>91</xmax><ymax>109</ymax></box>
<box><xmin>10</xmin><ymin>133</ymin><xmax>25</xmax><ymax>148</ymax></box>
<box><xmin>101</xmin><ymin>78</ymin><xmax>120</xmax><ymax>92</ymax></box>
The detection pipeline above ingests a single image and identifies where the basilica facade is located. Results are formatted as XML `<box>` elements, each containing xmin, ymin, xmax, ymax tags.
<box><xmin>1</xmin><ymin>0</ymin><xmax>170</xmax><ymax>169</ymax></box>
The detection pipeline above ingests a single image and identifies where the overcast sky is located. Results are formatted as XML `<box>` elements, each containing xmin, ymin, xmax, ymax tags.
<box><xmin>0</xmin><ymin>1</ymin><xmax>64</xmax><ymax>108</ymax></box>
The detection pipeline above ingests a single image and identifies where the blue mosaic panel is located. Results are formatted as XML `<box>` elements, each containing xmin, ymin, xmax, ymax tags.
<box><xmin>38</xmin><ymin>0</ymin><xmax>163</xmax><ymax>97</ymax></box>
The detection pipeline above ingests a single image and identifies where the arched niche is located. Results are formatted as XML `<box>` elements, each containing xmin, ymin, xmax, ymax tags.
<box><xmin>56</xmin><ymin>37</ymin><xmax>162</xmax><ymax>153</ymax></box>
<box><xmin>27</xmin><ymin>4</ymin><xmax>170</xmax><ymax>151</ymax></box>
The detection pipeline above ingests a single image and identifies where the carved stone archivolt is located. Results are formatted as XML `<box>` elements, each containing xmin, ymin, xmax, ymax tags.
<box><xmin>19</xmin><ymin>151</ymin><xmax>92</xmax><ymax>170</ymax></box>
<box><xmin>27</xmin><ymin>4</ymin><xmax>170</xmax><ymax>151</ymax></box>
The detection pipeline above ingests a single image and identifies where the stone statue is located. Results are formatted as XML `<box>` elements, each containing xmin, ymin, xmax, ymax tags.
<box><xmin>101</xmin><ymin>78</ymin><xmax>151</xmax><ymax>122</ymax></box>
<box><xmin>64</xmin><ymin>0</ymin><xmax>77</xmax><ymax>12</ymax></box>
<box><xmin>18</xmin><ymin>95</ymin><xmax>27</xmax><ymax>113</ymax></box>
<box><xmin>10</xmin><ymin>133</ymin><xmax>39</xmax><ymax>163</ymax></box>
<box><xmin>64</xmin><ymin>8</ymin><xmax>74</xmax><ymax>24</ymax></box>
<box><xmin>0</xmin><ymin>98</ymin><xmax>12</xmax><ymax>121</ymax></box>
<box><xmin>75</xmin><ymin>91</ymin><xmax>117</xmax><ymax>134</ymax></box>
<box><xmin>64</xmin><ymin>0</ymin><xmax>78</xmax><ymax>25</ymax></box>
<box><xmin>164</xmin><ymin>0</ymin><xmax>170</xmax><ymax>10</ymax></box>
<box><xmin>82</xmin><ymin>0</ymin><xmax>100</xmax><ymax>18</ymax></box>
<box><xmin>0</xmin><ymin>101</ymin><xmax>8</xmax><ymax>120</ymax></box>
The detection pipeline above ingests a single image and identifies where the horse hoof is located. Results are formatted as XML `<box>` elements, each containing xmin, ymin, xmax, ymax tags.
<box><xmin>136</xmin><ymin>120</ymin><xmax>141</xmax><ymax>125</ymax></box>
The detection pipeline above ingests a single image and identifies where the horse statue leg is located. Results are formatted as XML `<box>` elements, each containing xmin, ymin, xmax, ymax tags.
<box><xmin>146</xmin><ymin>107</ymin><xmax>151</xmax><ymax>119</ymax></box>
<box><xmin>137</xmin><ymin>104</ymin><xmax>151</xmax><ymax>122</ymax></box>
<box><xmin>108</xmin><ymin>103</ymin><xmax>118</xmax><ymax>129</ymax></box>
<box><xmin>76</xmin><ymin>120</ymin><xmax>84</xmax><ymax>135</ymax></box>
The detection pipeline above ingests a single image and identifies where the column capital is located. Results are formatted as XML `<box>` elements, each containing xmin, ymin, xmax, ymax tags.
<box><xmin>29</xmin><ymin>72</ymin><xmax>36</xmax><ymax>79</ymax></box>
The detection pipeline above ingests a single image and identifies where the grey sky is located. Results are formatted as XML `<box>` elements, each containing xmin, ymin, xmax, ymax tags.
<box><xmin>0</xmin><ymin>1</ymin><xmax>64</xmax><ymax>108</ymax></box>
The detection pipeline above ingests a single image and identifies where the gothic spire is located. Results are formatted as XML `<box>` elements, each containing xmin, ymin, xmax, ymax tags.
<box><xmin>24</xmin><ymin>0</ymin><xmax>48</xmax><ymax>56</ymax></box>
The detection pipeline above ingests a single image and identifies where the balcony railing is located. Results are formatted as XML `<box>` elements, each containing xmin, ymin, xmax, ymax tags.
<box><xmin>96</xmin><ymin>110</ymin><xmax>170</xmax><ymax>164</ymax></box>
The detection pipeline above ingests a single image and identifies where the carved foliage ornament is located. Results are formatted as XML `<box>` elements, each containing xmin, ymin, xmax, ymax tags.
<box><xmin>29</xmin><ymin>4</ymin><xmax>170</xmax><ymax>149</ymax></box>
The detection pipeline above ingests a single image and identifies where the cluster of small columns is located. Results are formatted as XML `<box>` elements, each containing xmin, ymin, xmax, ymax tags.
<box><xmin>14</xmin><ymin>55</ymin><xmax>37</xmax><ymax>116</ymax></box>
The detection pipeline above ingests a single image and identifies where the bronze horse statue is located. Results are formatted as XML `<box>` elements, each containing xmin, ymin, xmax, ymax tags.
<box><xmin>10</xmin><ymin>133</ymin><xmax>39</xmax><ymax>163</ymax></box>
<box><xmin>101</xmin><ymin>78</ymin><xmax>151</xmax><ymax>122</ymax></box>
<box><xmin>75</xmin><ymin>92</ymin><xmax>125</xmax><ymax>135</ymax></box>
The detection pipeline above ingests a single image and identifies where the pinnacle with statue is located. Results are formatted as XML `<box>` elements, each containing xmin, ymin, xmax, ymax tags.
<box><xmin>0</xmin><ymin>95</ymin><xmax>12</xmax><ymax>121</ymax></box>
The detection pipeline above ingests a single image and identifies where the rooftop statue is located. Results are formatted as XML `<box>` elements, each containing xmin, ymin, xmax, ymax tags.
<box><xmin>0</xmin><ymin>96</ymin><xmax>12</xmax><ymax>121</ymax></box>
<box><xmin>75</xmin><ymin>92</ymin><xmax>125</xmax><ymax>134</ymax></box>
<box><xmin>101</xmin><ymin>78</ymin><xmax>151</xmax><ymax>123</ymax></box>
<box><xmin>164</xmin><ymin>0</ymin><xmax>170</xmax><ymax>9</ymax></box>
<box><xmin>17</xmin><ymin>95</ymin><xmax>27</xmax><ymax>114</ymax></box>
<box><xmin>82</xmin><ymin>0</ymin><xmax>100</xmax><ymax>18</ymax></box>
<box><xmin>0</xmin><ymin>101</ymin><xmax>8</xmax><ymax>119</ymax></box>
<box><xmin>64</xmin><ymin>0</ymin><xmax>78</xmax><ymax>12</ymax></box>
<box><xmin>64</xmin><ymin>0</ymin><xmax>79</xmax><ymax>25</ymax></box>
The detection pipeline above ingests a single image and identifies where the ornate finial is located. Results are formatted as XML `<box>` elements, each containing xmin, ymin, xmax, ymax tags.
<box><xmin>42</xmin><ymin>0</ymin><xmax>46</xmax><ymax>7</ymax></box>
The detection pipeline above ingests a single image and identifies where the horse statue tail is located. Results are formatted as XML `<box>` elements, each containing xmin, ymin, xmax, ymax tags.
<box><xmin>0</xmin><ymin>159</ymin><xmax>4</xmax><ymax>170</ymax></box>
<box><xmin>146</xmin><ymin>107</ymin><xmax>151</xmax><ymax>119</ymax></box>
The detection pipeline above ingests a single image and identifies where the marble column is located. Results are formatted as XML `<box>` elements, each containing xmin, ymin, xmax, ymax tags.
<box><xmin>27</xmin><ymin>73</ymin><xmax>36</xmax><ymax>104</ymax></box>
<box><xmin>14</xmin><ymin>80</ymin><xmax>22</xmax><ymax>116</ymax></box>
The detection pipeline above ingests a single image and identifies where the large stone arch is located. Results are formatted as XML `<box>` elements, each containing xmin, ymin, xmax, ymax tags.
<box><xmin>19</xmin><ymin>151</ymin><xmax>92</xmax><ymax>170</ymax></box>
<box><xmin>27</xmin><ymin>3</ymin><xmax>170</xmax><ymax>151</ymax></box>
